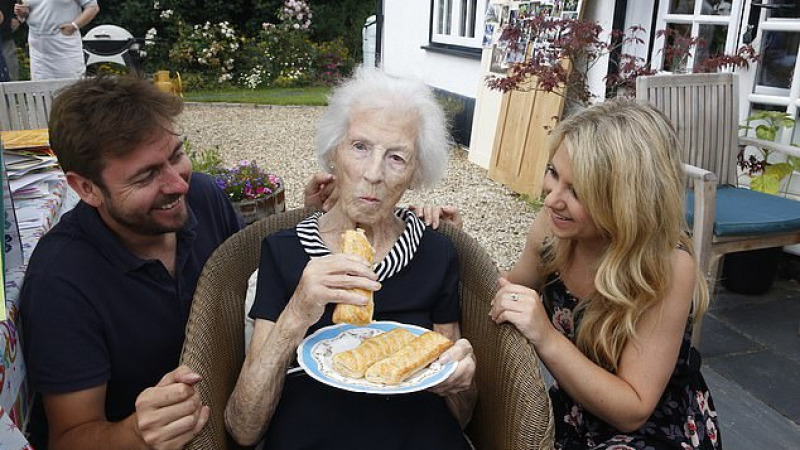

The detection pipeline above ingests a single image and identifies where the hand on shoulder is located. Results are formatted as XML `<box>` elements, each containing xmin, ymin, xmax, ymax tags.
<box><xmin>408</xmin><ymin>204</ymin><xmax>462</xmax><ymax>229</ymax></box>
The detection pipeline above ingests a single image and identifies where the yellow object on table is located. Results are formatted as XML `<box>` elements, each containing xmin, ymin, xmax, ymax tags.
<box><xmin>0</xmin><ymin>129</ymin><xmax>50</xmax><ymax>150</ymax></box>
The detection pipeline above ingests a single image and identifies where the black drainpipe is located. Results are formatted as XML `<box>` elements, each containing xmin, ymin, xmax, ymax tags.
<box><xmin>647</xmin><ymin>0</ymin><xmax>661</xmax><ymax>63</ymax></box>
<box><xmin>606</xmin><ymin>0</ymin><xmax>629</xmax><ymax>98</ymax></box>
<box><xmin>375</xmin><ymin>0</ymin><xmax>384</xmax><ymax>66</ymax></box>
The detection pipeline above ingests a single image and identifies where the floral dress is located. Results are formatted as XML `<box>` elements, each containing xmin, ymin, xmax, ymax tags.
<box><xmin>544</xmin><ymin>274</ymin><xmax>722</xmax><ymax>450</ymax></box>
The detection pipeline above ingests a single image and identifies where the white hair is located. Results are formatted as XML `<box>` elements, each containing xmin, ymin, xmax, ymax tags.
<box><xmin>316</xmin><ymin>66</ymin><xmax>452</xmax><ymax>188</ymax></box>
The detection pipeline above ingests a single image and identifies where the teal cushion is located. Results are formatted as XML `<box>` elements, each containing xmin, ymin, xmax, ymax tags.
<box><xmin>686</xmin><ymin>186</ymin><xmax>800</xmax><ymax>236</ymax></box>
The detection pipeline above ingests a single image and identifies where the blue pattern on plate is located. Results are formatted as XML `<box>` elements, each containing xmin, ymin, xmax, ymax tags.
<box><xmin>297</xmin><ymin>321</ymin><xmax>457</xmax><ymax>395</ymax></box>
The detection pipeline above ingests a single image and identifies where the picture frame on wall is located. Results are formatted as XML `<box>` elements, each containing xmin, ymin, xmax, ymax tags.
<box><xmin>490</xmin><ymin>43</ymin><xmax>507</xmax><ymax>74</ymax></box>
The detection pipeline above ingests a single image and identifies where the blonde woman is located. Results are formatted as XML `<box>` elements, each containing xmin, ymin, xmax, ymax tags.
<box><xmin>490</xmin><ymin>99</ymin><xmax>721</xmax><ymax>449</ymax></box>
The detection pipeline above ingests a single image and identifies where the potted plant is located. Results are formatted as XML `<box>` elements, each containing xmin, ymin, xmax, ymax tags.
<box><xmin>188</xmin><ymin>144</ymin><xmax>285</xmax><ymax>225</ymax></box>
<box><xmin>722</xmin><ymin>111</ymin><xmax>800</xmax><ymax>294</ymax></box>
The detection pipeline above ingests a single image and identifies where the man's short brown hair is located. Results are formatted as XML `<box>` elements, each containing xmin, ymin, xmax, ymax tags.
<box><xmin>49</xmin><ymin>75</ymin><xmax>184</xmax><ymax>187</ymax></box>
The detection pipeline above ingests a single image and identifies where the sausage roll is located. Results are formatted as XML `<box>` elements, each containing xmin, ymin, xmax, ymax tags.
<box><xmin>331</xmin><ymin>327</ymin><xmax>416</xmax><ymax>378</ymax></box>
<box><xmin>364</xmin><ymin>331</ymin><xmax>454</xmax><ymax>385</ymax></box>
<box><xmin>332</xmin><ymin>228</ymin><xmax>376</xmax><ymax>326</ymax></box>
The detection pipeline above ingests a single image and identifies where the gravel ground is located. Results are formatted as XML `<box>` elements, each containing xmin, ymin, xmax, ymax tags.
<box><xmin>179</xmin><ymin>103</ymin><xmax>538</xmax><ymax>272</ymax></box>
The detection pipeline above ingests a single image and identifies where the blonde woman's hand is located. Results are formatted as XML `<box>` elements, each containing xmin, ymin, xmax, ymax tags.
<box><xmin>408</xmin><ymin>204</ymin><xmax>463</xmax><ymax>229</ymax></box>
<box><xmin>285</xmin><ymin>253</ymin><xmax>380</xmax><ymax>328</ymax></box>
<box><xmin>428</xmin><ymin>338</ymin><xmax>475</xmax><ymax>396</ymax></box>
<box><xmin>489</xmin><ymin>277</ymin><xmax>554</xmax><ymax>346</ymax></box>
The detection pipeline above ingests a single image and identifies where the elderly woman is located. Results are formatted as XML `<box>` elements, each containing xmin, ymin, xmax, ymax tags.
<box><xmin>225</xmin><ymin>67</ymin><xmax>477</xmax><ymax>449</ymax></box>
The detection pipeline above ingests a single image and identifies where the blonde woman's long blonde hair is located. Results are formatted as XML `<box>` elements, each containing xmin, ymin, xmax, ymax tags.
<box><xmin>539</xmin><ymin>99</ymin><xmax>709</xmax><ymax>372</ymax></box>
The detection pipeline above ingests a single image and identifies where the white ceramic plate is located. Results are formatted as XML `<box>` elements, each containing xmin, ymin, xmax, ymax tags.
<box><xmin>296</xmin><ymin>321</ymin><xmax>457</xmax><ymax>395</ymax></box>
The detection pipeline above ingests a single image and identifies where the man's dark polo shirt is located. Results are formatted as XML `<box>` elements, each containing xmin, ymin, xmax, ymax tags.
<box><xmin>20</xmin><ymin>172</ymin><xmax>241</xmax><ymax>422</ymax></box>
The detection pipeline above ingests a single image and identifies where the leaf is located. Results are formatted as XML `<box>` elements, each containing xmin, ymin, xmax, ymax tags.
<box><xmin>765</xmin><ymin>162</ymin><xmax>793</xmax><ymax>180</ymax></box>
<box><xmin>750</xmin><ymin>173</ymin><xmax>782</xmax><ymax>194</ymax></box>
<box><xmin>789</xmin><ymin>155</ymin><xmax>800</xmax><ymax>172</ymax></box>
<box><xmin>755</xmin><ymin>124</ymin><xmax>776</xmax><ymax>141</ymax></box>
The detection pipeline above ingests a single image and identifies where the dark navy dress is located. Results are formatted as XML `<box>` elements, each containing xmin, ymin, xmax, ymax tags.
<box><xmin>544</xmin><ymin>274</ymin><xmax>722</xmax><ymax>450</ymax></box>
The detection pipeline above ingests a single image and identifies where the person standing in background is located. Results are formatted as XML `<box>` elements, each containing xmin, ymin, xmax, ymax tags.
<box><xmin>0</xmin><ymin>0</ymin><xmax>19</xmax><ymax>80</ymax></box>
<box><xmin>14</xmin><ymin>0</ymin><xmax>99</xmax><ymax>80</ymax></box>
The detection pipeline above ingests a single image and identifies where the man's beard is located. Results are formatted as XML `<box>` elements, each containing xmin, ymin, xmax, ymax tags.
<box><xmin>103</xmin><ymin>192</ymin><xmax>188</xmax><ymax>236</ymax></box>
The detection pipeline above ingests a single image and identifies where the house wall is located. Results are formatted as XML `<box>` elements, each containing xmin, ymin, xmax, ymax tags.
<box><xmin>381</xmin><ymin>0</ymin><xmax>483</xmax><ymax>98</ymax></box>
<box><xmin>381</xmin><ymin>0</ymin><xmax>484</xmax><ymax>147</ymax></box>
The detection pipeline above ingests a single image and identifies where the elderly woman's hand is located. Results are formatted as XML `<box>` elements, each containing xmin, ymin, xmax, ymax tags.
<box><xmin>427</xmin><ymin>338</ymin><xmax>476</xmax><ymax>396</ymax></box>
<box><xmin>408</xmin><ymin>204</ymin><xmax>463</xmax><ymax>230</ymax></box>
<box><xmin>285</xmin><ymin>253</ymin><xmax>380</xmax><ymax>328</ymax></box>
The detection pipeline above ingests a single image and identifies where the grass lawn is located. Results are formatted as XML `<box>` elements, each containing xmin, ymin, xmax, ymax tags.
<box><xmin>184</xmin><ymin>86</ymin><xmax>331</xmax><ymax>106</ymax></box>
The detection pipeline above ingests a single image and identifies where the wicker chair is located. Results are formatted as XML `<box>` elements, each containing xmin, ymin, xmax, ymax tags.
<box><xmin>179</xmin><ymin>208</ymin><xmax>554</xmax><ymax>450</ymax></box>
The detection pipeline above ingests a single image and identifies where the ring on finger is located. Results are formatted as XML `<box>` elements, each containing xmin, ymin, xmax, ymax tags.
<box><xmin>509</xmin><ymin>293</ymin><xmax>519</xmax><ymax>302</ymax></box>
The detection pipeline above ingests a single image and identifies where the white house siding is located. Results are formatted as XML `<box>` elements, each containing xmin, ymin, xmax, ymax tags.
<box><xmin>381</xmin><ymin>0</ymin><xmax>483</xmax><ymax>98</ymax></box>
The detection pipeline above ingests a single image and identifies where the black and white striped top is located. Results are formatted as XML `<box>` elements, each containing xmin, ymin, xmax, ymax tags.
<box><xmin>295</xmin><ymin>208</ymin><xmax>426</xmax><ymax>281</ymax></box>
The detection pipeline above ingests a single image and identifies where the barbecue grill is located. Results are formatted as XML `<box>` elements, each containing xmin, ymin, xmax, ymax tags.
<box><xmin>82</xmin><ymin>25</ymin><xmax>143</xmax><ymax>76</ymax></box>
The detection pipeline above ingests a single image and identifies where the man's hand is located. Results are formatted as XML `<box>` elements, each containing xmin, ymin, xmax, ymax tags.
<box><xmin>303</xmin><ymin>173</ymin><xmax>337</xmax><ymax>212</ymax></box>
<box><xmin>13</xmin><ymin>4</ymin><xmax>28</xmax><ymax>20</ymax></box>
<box><xmin>59</xmin><ymin>22</ymin><xmax>79</xmax><ymax>36</ymax></box>
<box><xmin>135</xmin><ymin>366</ymin><xmax>210</xmax><ymax>450</ymax></box>
<box><xmin>408</xmin><ymin>204</ymin><xmax>463</xmax><ymax>229</ymax></box>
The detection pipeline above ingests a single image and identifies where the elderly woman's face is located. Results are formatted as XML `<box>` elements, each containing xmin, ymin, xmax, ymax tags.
<box><xmin>332</xmin><ymin>107</ymin><xmax>419</xmax><ymax>225</ymax></box>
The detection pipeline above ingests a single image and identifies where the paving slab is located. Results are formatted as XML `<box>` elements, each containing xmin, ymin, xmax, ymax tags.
<box><xmin>706</xmin><ymin>349</ymin><xmax>800</xmax><ymax>423</ymax></box>
<box><xmin>704</xmin><ymin>366</ymin><xmax>800</xmax><ymax>450</ymax></box>
<box><xmin>699</xmin><ymin>315</ymin><xmax>764</xmax><ymax>360</ymax></box>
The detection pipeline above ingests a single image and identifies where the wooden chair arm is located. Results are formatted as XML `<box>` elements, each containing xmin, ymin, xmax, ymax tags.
<box><xmin>684</xmin><ymin>163</ymin><xmax>717</xmax><ymax>183</ymax></box>
<box><xmin>684</xmin><ymin>163</ymin><xmax>717</xmax><ymax>278</ymax></box>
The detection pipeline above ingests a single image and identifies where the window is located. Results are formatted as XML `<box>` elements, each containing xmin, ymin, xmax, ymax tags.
<box><xmin>652</xmin><ymin>0</ymin><xmax>744</xmax><ymax>72</ymax></box>
<box><xmin>431</xmin><ymin>0</ymin><xmax>486</xmax><ymax>48</ymax></box>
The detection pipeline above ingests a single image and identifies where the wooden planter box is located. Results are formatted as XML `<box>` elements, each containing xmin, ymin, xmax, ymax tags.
<box><xmin>231</xmin><ymin>180</ymin><xmax>286</xmax><ymax>225</ymax></box>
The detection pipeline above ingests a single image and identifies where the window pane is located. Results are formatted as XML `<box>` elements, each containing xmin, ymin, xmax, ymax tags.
<box><xmin>438</xmin><ymin>0</ymin><xmax>444</xmax><ymax>34</ymax></box>
<box><xmin>757</xmin><ymin>32</ymin><xmax>800</xmax><ymax>90</ymax></box>
<box><xmin>703</xmin><ymin>0</ymin><xmax>732</xmax><ymax>16</ymax></box>
<box><xmin>669</xmin><ymin>0</ymin><xmax>695</xmax><ymax>14</ymax></box>
<box><xmin>695</xmin><ymin>24</ymin><xmax>728</xmax><ymax>64</ymax></box>
<box><xmin>467</xmin><ymin>0</ymin><xmax>477</xmax><ymax>38</ymax></box>
<box><xmin>662</xmin><ymin>23</ymin><xmax>693</xmax><ymax>72</ymax></box>
<box><xmin>460</xmin><ymin>0</ymin><xmax>467</xmax><ymax>36</ymax></box>
<box><xmin>445</xmin><ymin>0</ymin><xmax>453</xmax><ymax>35</ymax></box>
<box><xmin>768</xmin><ymin>2</ymin><xmax>800</xmax><ymax>19</ymax></box>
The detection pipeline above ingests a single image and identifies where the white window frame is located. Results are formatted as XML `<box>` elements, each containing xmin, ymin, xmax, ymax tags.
<box><xmin>431</xmin><ymin>0</ymin><xmax>487</xmax><ymax>48</ymax></box>
<box><xmin>748</xmin><ymin>19</ymin><xmax>800</xmax><ymax>117</ymax></box>
<box><xmin>652</xmin><ymin>0</ymin><xmax>744</xmax><ymax>72</ymax></box>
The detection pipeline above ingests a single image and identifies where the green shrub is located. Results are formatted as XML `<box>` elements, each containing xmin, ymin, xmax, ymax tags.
<box><xmin>169</xmin><ymin>20</ymin><xmax>239</xmax><ymax>88</ymax></box>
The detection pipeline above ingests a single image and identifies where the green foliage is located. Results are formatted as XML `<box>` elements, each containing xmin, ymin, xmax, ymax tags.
<box><xmin>96</xmin><ymin>0</ymin><xmax>369</xmax><ymax>90</ymax></box>
<box><xmin>186</xmin><ymin>141</ymin><xmax>224</xmax><ymax>175</ymax></box>
<box><xmin>169</xmin><ymin>20</ymin><xmax>239</xmax><ymax>88</ymax></box>
<box><xmin>740</xmin><ymin>111</ymin><xmax>800</xmax><ymax>195</ymax></box>
<box><xmin>310</xmin><ymin>1</ymin><xmax>375</xmax><ymax>61</ymax></box>
<box><xmin>313</xmin><ymin>38</ymin><xmax>354</xmax><ymax>86</ymax></box>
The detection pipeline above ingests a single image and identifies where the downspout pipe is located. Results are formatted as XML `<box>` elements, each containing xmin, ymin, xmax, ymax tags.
<box><xmin>375</xmin><ymin>0</ymin><xmax>384</xmax><ymax>66</ymax></box>
<box><xmin>606</xmin><ymin>0</ymin><xmax>630</xmax><ymax>98</ymax></box>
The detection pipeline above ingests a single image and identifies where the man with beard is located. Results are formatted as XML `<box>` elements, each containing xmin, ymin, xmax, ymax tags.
<box><xmin>19</xmin><ymin>75</ymin><xmax>243</xmax><ymax>450</ymax></box>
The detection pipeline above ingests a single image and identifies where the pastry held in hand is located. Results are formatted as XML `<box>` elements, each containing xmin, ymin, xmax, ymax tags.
<box><xmin>332</xmin><ymin>228</ymin><xmax>376</xmax><ymax>326</ymax></box>
<box><xmin>365</xmin><ymin>331</ymin><xmax>454</xmax><ymax>385</ymax></box>
<box><xmin>332</xmin><ymin>328</ymin><xmax>417</xmax><ymax>378</ymax></box>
